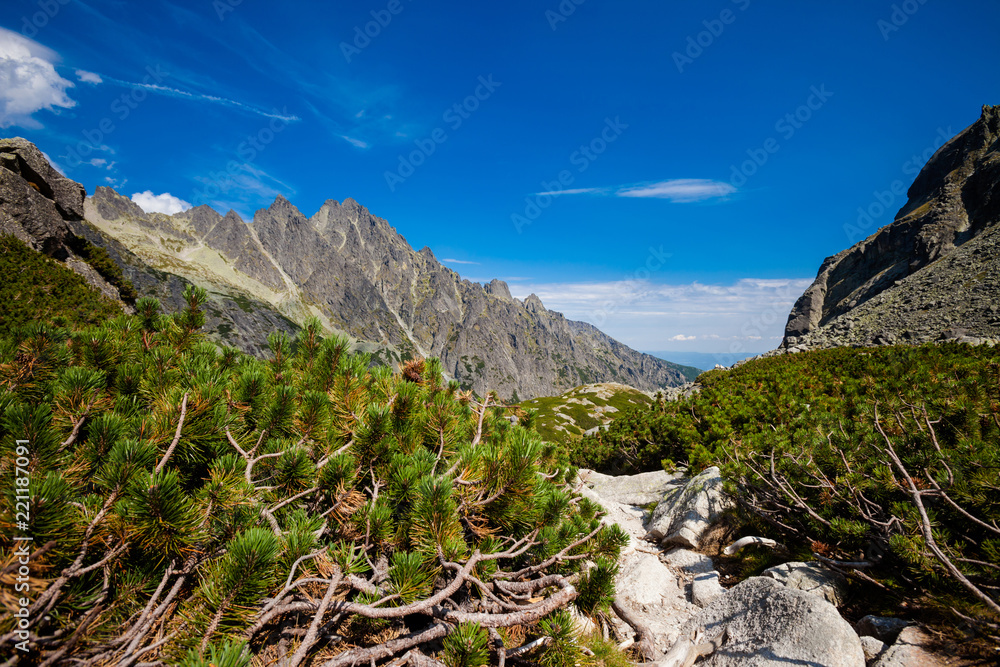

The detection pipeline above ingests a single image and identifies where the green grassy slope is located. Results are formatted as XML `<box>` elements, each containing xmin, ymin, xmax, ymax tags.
<box><xmin>521</xmin><ymin>383</ymin><xmax>654</xmax><ymax>444</ymax></box>
<box><xmin>0</xmin><ymin>234</ymin><xmax>122</xmax><ymax>330</ymax></box>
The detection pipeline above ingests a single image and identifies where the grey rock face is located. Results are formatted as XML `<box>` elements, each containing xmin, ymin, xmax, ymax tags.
<box><xmin>0</xmin><ymin>137</ymin><xmax>85</xmax><ymax>258</ymax></box>
<box><xmin>784</xmin><ymin>105</ymin><xmax>1000</xmax><ymax>349</ymax></box>
<box><xmin>684</xmin><ymin>577</ymin><xmax>865</xmax><ymax>667</ymax></box>
<box><xmin>578</xmin><ymin>468</ymin><xmax>686</xmax><ymax>507</ymax></box>
<box><xmin>85</xmin><ymin>187</ymin><xmax>692</xmax><ymax>399</ymax></box>
<box><xmin>645</xmin><ymin>466</ymin><xmax>732</xmax><ymax>548</ymax></box>
<box><xmin>762</xmin><ymin>561</ymin><xmax>849</xmax><ymax>607</ymax></box>
<box><xmin>69</xmin><ymin>216</ymin><xmax>299</xmax><ymax>358</ymax></box>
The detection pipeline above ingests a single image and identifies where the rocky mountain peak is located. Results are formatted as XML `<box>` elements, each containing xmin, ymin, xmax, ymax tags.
<box><xmin>524</xmin><ymin>293</ymin><xmax>546</xmax><ymax>313</ymax></box>
<box><xmin>485</xmin><ymin>278</ymin><xmax>512</xmax><ymax>301</ymax></box>
<box><xmin>783</xmin><ymin>104</ymin><xmax>1000</xmax><ymax>349</ymax></box>
<box><xmin>92</xmin><ymin>186</ymin><xmax>147</xmax><ymax>222</ymax></box>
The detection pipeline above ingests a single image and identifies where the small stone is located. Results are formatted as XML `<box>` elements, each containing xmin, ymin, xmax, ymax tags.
<box><xmin>860</xmin><ymin>636</ymin><xmax>887</xmax><ymax>663</ymax></box>
<box><xmin>856</xmin><ymin>615</ymin><xmax>910</xmax><ymax>643</ymax></box>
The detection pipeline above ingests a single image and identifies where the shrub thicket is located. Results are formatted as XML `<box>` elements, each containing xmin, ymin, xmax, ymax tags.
<box><xmin>0</xmin><ymin>288</ymin><xmax>628</xmax><ymax>666</ymax></box>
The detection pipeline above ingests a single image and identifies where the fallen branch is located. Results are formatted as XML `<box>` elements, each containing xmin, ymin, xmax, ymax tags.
<box><xmin>722</xmin><ymin>536</ymin><xmax>782</xmax><ymax>556</ymax></box>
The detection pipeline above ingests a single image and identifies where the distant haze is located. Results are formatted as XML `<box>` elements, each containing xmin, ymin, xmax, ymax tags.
<box><xmin>646</xmin><ymin>351</ymin><xmax>759</xmax><ymax>372</ymax></box>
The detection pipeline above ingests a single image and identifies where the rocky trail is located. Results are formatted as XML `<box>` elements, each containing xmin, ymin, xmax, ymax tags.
<box><xmin>574</xmin><ymin>467</ymin><xmax>953</xmax><ymax>667</ymax></box>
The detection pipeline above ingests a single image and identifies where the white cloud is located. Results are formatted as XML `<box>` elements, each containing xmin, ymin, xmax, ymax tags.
<box><xmin>509</xmin><ymin>277</ymin><xmax>812</xmax><ymax>353</ymax></box>
<box><xmin>616</xmin><ymin>179</ymin><xmax>736</xmax><ymax>202</ymax></box>
<box><xmin>75</xmin><ymin>69</ymin><xmax>103</xmax><ymax>85</ymax></box>
<box><xmin>341</xmin><ymin>135</ymin><xmax>369</xmax><ymax>149</ymax></box>
<box><xmin>131</xmin><ymin>190</ymin><xmax>192</xmax><ymax>215</ymax></box>
<box><xmin>0</xmin><ymin>27</ymin><xmax>76</xmax><ymax>128</ymax></box>
<box><xmin>443</xmin><ymin>258</ymin><xmax>480</xmax><ymax>265</ymax></box>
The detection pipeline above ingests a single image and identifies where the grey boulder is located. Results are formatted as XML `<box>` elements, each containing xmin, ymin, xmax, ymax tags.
<box><xmin>855</xmin><ymin>615</ymin><xmax>909</xmax><ymax>643</ymax></box>
<box><xmin>579</xmin><ymin>468</ymin><xmax>686</xmax><ymax>507</ymax></box>
<box><xmin>683</xmin><ymin>577</ymin><xmax>865</xmax><ymax>667</ymax></box>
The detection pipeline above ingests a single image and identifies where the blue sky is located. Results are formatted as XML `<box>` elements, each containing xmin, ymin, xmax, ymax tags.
<box><xmin>1</xmin><ymin>0</ymin><xmax>998</xmax><ymax>356</ymax></box>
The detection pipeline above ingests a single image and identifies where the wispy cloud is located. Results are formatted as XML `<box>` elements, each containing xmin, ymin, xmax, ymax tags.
<box><xmin>534</xmin><ymin>187</ymin><xmax>608</xmax><ymax>196</ymax></box>
<box><xmin>508</xmin><ymin>277</ymin><xmax>811</xmax><ymax>353</ymax></box>
<box><xmin>75</xmin><ymin>69</ymin><xmax>103</xmax><ymax>84</ymax></box>
<box><xmin>100</xmin><ymin>75</ymin><xmax>300</xmax><ymax>122</ymax></box>
<box><xmin>0</xmin><ymin>27</ymin><xmax>76</xmax><ymax>128</ymax></box>
<box><xmin>442</xmin><ymin>258</ymin><xmax>480</xmax><ymax>265</ymax></box>
<box><xmin>616</xmin><ymin>179</ymin><xmax>736</xmax><ymax>202</ymax></box>
<box><xmin>536</xmin><ymin>179</ymin><xmax>736</xmax><ymax>203</ymax></box>
<box><xmin>341</xmin><ymin>135</ymin><xmax>369</xmax><ymax>149</ymax></box>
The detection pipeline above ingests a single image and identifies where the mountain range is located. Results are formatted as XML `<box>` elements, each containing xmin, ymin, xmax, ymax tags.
<box><xmin>0</xmin><ymin>137</ymin><xmax>696</xmax><ymax>400</ymax></box>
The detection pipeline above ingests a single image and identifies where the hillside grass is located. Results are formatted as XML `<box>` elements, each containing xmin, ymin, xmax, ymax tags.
<box><xmin>0</xmin><ymin>234</ymin><xmax>123</xmax><ymax>330</ymax></box>
<box><xmin>521</xmin><ymin>384</ymin><xmax>653</xmax><ymax>444</ymax></box>
<box><xmin>572</xmin><ymin>344</ymin><xmax>1000</xmax><ymax>643</ymax></box>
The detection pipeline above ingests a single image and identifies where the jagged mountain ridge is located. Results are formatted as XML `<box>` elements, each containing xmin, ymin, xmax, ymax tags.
<box><xmin>85</xmin><ymin>185</ymin><xmax>691</xmax><ymax>399</ymax></box>
<box><xmin>783</xmin><ymin>105</ymin><xmax>1000</xmax><ymax>349</ymax></box>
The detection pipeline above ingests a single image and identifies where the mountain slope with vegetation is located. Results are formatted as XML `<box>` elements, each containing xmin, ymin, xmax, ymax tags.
<box><xmin>572</xmin><ymin>344</ymin><xmax>1000</xmax><ymax>646</ymax></box>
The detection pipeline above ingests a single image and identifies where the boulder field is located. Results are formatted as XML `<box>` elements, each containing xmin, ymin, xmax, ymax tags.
<box><xmin>575</xmin><ymin>467</ymin><xmax>947</xmax><ymax>667</ymax></box>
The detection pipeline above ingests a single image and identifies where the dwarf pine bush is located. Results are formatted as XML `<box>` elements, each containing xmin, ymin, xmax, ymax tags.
<box><xmin>0</xmin><ymin>298</ymin><xmax>626</xmax><ymax>665</ymax></box>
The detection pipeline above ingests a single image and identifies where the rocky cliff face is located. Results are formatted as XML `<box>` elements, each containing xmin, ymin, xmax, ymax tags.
<box><xmin>783</xmin><ymin>105</ymin><xmax>1000</xmax><ymax>349</ymax></box>
<box><xmin>82</xmin><ymin>185</ymin><xmax>689</xmax><ymax>399</ymax></box>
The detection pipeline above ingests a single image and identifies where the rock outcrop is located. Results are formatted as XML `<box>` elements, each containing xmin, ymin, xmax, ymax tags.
<box><xmin>0</xmin><ymin>137</ymin><xmax>132</xmax><ymax>309</ymax></box>
<box><xmin>83</xmin><ymin>186</ymin><xmax>692</xmax><ymax>399</ymax></box>
<box><xmin>783</xmin><ymin>105</ymin><xmax>1000</xmax><ymax>349</ymax></box>
<box><xmin>645</xmin><ymin>466</ymin><xmax>732</xmax><ymax>548</ymax></box>
<box><xmin>0</xmin><ymin>137</ymin><xmax>84</xmax><ymax>258</ymax></box>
